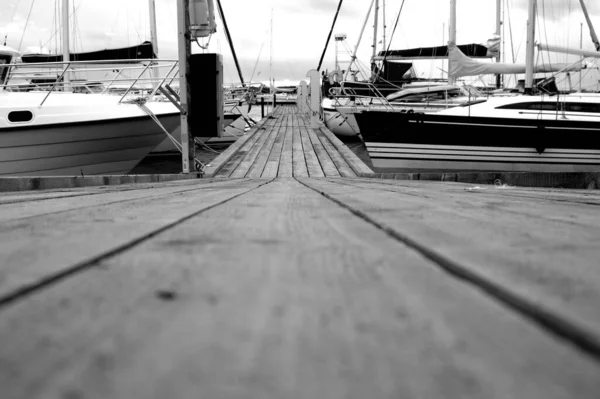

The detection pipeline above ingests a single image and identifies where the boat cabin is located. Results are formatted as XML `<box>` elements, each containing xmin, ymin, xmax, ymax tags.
<box><xmin>0</xmin><ymin>46</ymin><xmax>20</xmax><ymax>87</ymax></box>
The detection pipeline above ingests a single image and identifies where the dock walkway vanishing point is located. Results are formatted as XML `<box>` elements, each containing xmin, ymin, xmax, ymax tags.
<box><xmin>202</xmin><ymin>105</ymin><xmax>374</xmax><ymax>179</ymax></box>
<box><xmin>1</xmin><ymin>105</ymin><xmax>600</xmax><ymax>398</ymax></box>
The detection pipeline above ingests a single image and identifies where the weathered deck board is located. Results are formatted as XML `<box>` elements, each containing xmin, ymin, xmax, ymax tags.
<box><xmin>340</xmin><ymin>177</ymin><xmax>600</xmax><ymax>226</ymax></box>
<box><xmin>0</xmin><ymin>178</ymin><xmax>272</xmax><ymax>301</ymax></box>
<box><xmin>261</xmin><ymin>115</ymin><xmax>287</xmax><ymax>178</ymax></box>
<box><xmin>316</xmin><ymin>125</ymin><xmax>374</xmax><ymax>176</ymax></box>
<box><xmin>202</xmin><ymin>114</ymin><xmax>276</xmax><ymax>178</ymax></box>
<box><xmin>246</xmin><ymin>115</ymin><xmax>285</xmax><ymax>178</ymax></box>
<box><xmin>347</xmin><ymin>176</ymin><xmax>600</xmax><ymax>205</ymax></box>
<box><xmin>314</xmin><ymin>126</ymin><xmax>356</xmax><ymax>177</ymax></box>
<box><xmin>218</xmin><ymin>120</ymin><xmax>277</xmax><ymax>178</ymax></box>
<box><xmin>291</xmin><ymin>114</ymin><xmax>309</xmax><ymax>177</ymax></box>
<box><xmin>205</xmin><ymin>105</ymin><xmax>373</xmax><ymax>179</ymax></box>
<box><xmin>300</xmin><ymin>177</ymin><xmax>600</xmax><ymax>341</ymax></box>
<box><xmin>0</xmin><ymin>179</ymin><xmax>236</xmax><ymax>223</ymax></box>
<box><xmin>278</xmin><ymin>114</ymin><xmax>294</xmax><ymax>178</ymax></box>
<box><xmin>299</xmin><ymin>125</ymin><xmax>325</xmax><ymax>177</ymax></box>
<box><xmin>305</xmin><ymin>124</ymin><xmax>341</xmax><ymax>177</ymax></box>
<box><xmin>0</xmin><ymin>178</ymin><xmax>599</xmax><ymax>399</ymax></box>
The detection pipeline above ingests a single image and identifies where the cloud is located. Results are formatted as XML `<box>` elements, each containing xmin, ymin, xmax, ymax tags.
<box><xmin>24</xmin><ymin>45</ymin><xmax>50</xmax><ymax>54</ymax></box>
<box><xmin>279</xmin><ymin>0</ymin><xmax>363</xmax><ymax>17</ymax></box>
<box><xmin>2</xmin><ymin>0</ymin><xmax>599</xmax><ymax>84</ymax></box>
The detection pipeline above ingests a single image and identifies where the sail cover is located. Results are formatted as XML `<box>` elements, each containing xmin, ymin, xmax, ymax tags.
<box><xmin>21</xmin><ymin>41</ymin><xmax>156</xmax><ymax>64</ymax></box>
<box><xmin>375</xmin><ymin>43</ymin><xmax>493</xmax><ymax>60</ymax></box>
<box><xmin>374</xmin><ymin>36</ymin><xmax>502</xmax><ymax>61</ymax></box>
<box><xmin>448</xmin><ymin>42</ymin><xmax>584</xmax><ymax>78</ymax></box>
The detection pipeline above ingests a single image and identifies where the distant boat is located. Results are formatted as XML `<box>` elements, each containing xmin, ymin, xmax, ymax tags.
<box><xmin>320</xmin><ymin>0</ymin><xmax>498</xmax><ymax>137</ymax></box>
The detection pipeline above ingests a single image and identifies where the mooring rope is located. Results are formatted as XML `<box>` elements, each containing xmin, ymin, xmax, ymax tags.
<box><xmin>134</xmin><ymin>100</ymin><xmax>207</xmax><ymax>171</ymax></box>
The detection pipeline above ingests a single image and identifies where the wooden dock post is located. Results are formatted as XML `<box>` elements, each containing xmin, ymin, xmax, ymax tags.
<box><xmin>176</xmin><ymin>0</ymin><xmax>195</xmax><ymax>173</ymax></box>
<box><xmin>306</xmin><ymin>69</ymin><xmax>321</xmax><ymax>128</ymax></box>
<box><xmin>298</xmin><ymin>81</ymin><xmax>309</xmax><ymax>114</ymax></box>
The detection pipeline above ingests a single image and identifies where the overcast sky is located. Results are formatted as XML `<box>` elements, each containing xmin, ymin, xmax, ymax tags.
<box><xmin>2</xmin><ymin>0</ymin><xmax>599</xmax><ymax>84</ymax></box>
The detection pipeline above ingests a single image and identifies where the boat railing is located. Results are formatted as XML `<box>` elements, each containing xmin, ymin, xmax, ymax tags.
<box><xmin>327</xmin><ymin>81</ymin><xmax>397</xmax><ymax>112</ymax></box>
<box><xmin>1</xmin><ymin>58</ymin><xmax>181</xmax><ymax>106</ymax></box>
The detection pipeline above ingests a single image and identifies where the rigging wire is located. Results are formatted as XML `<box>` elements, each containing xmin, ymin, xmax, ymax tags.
<box><xmin>41</xmin><ymin>1</ymin><xmax>83</xmax><ymax>52</ymax></box>
<box><xmin>372</xmin><ymin>0</ymin><xmax>406</xmax><ymax>82</ymax></box>
<box><xmin>73</xmin><ymin>0</ymin><xmax>83</xmax><ymax>53</ymax></box>
<box><xmin>248</xmin><ymin>40</ymin><xmax>266</xmax><ymax>84</ymax></box>
<box><xmin>215</xmin><ymin>0</ymin><xmax>246</xmax><ymax>87</ymax></box>
<box><xmin>18</xmin><ymin>0</ymin><xmax>37</xmax><ymax>51</ymax></box>
<box><xmin>317</xmin><ymin>0</ymin><xmax>344</xmax><ymax>71</ymax></box>
<box><xmin>9</xmin><ymin>0</ymin><xmax>23</xmax><ymax>24</ymax></box>
<box><xmin>5</xmin><ymin>0</ymin><xmax>23</xmax><ymax>45</ymax></box>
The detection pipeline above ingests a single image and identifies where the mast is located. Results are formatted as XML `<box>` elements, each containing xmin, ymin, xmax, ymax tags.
<box><xmin>579</xmin><ymin>0</ymin><xmax>600</xmax><ymax>51</ymax></box>
<box><xmin>495</xmin><ymin>0</ymin><xmax>502</xmax><ymax>88</ymax></box>
<box><xmin>62</xmin><ymin>0</ymin><xmax>71</xmax><ymax>91</ymax></box>
<box><xmin>347</xmin><ymin>0</ymin><xmax>375</xmax><ymax>81</ymax></box>
<box><xmin>442</xmin><ymin>23</ymin><xmax>445</xmax><ymax>80</ymax></box>
<box><xmin>524</xmin><ymin>0</ymin><xmax>536</xmax><ymax>92</ymax></box>
<box><xmin>148</xmin><ymin>0</ymin><xmax>159</xmax><ymax>89</ymax></box>
<box><xmin>335</xmin><ymin>35</ymin><xmax>340</xmax><ymax>70</ymax></box>
<box><xmin>371</xmin><ymin>0</ymin><xmax>380</xmax><ymax>78</ymax></box>
<box><xmin>269</xmin><ymin>8</ymin><xmax>273</xmax><ymax>96</ymax></box>
<box><xmin>382</xmin><ymin>0</ymin><xmax>386</xmax><ymax>50</ymax></box>
<box><xmin>580</xmin><ymin>22</ymin><xmax>583</xmax><ymax>91</ymax></box>
<box><xmin>448</xmin><ymin>0</ymin><xmax>456</xmax><ymax>85</ymax></box>
<box><xmin>148</xmin><ymin>0</ymin><xmax>159</xmax><ymax>56</ymax></box>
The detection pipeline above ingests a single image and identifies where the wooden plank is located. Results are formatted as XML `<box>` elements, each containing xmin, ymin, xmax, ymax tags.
<box><xmin>292</xmin><ymin>113</ymin><xmax>309</xmax><ymax>177</ymax></box>
<box><xmin>225</xmin><ymin>120</ymin><xmax>279</xmax><ymax>178</ymax></box>
<box><xmin>331</xmin><ymin>177</ymin><xmax>600</xmax><ymax>228</ymax></box>
<box><xmin>0</xmin><ymin>190</ymin><xmax>106</xmax><ymax>205</ymax></box>
<box><xmin>318</xmin><ymin>125</ymin><xmax>374</xmax><ymax>175</ymax></box>
<box><xmin>0</xmin><ymin>178</ymin><xmax>270</xmax><ymax>301</ymax></box>
<box><xmin>246</xmin><ymin>116</ymin><xmax>284</xmax><ymax>178</ymax></box>
<box><xmin>302</xmin><ymin>177</ymin><xmax>600</xmax><ymax>340</ymax></box>
<box><xmin>0</xmin><ymin>179</ymin><xmax>237</xmax><ymax>223</ymax></box>
<box><xmin>314</xmin><ymin>127</ymin><xmax>356</xmax><ymax>177</ymax></box>
<box><xmin>0</xmin><ymin>174</ymin><xmax>200</xmax><ymax>193</ymax></box>
<box><xmin>306</xmin><ymin>126</ymin><xmax>341</xmax><ymax>177</ymax></box>
<box><xmin>1</xmin><ymin>179</ymin><xmax>599</xmax><ymax>398</ymax></box>
<box><xmin>202</xmin><ymin>114</ymin><xmax>274</xmax><ymax>178</ymax></box>
<box><xmin>300</xmin><ymin>126</ymin><xmax>325</xmax><ymax>177</ymax></box>
<box><xmin>464</xmin><ymin>186</ymin><xmax>600</xmax><ymax>206</ymax></box>
<box><xmin>278</xmin><ymin>114</ymin><xmax>294</xmax><ymax>178</ymax></box>
<box><xmin>261</xmin><ymin>115</ymin><xmax>287</xmax><ymax>178</ymax></box>
<box><xmin>210</xmin><ymin>125</ymin><xmax>266</xmax><ymax>178</ymax></box>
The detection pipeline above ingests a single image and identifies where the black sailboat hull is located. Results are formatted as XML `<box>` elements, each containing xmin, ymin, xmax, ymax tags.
<box><xmin>354</xmin><ymin>111</ymin><xmax>600</xmax><ymax>172</ymax></box>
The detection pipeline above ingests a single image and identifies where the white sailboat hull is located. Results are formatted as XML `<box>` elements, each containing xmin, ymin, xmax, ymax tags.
<box><xmin>322</xmin><ymin>98</ymin><xmax>360</xmax><ymax>137</ymax></box>
<box><xmin>0</xmin><ymin>92</ymin><xmax>180</xmax><ymax>176</ymax></box>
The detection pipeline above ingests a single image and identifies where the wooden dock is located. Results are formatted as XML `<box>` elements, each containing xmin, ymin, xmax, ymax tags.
<box><xmin>202</xmin><ymin>105</ymin><xmax>374</xmax><ymax>179</ymax></box>
<box><xmin>1</xmin><ymin>106</ymin><xmax>600</xmax><ymax>398</ymax></box>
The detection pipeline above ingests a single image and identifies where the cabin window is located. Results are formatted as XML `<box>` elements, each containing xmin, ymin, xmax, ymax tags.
<box><xmin>497</xmin><ymin>102</ymin><xmax>600</xmax><ymax>113</ymax></box>
<box><xmin>8</xmin><ymin>110</ymin><xmax>34</xmax><ymax>123</ymax></box>
<box><xmin>565</xmin><ymin>103</ymin><xmax>600</xmax><ymax>113</ymax></box>
<box><xmin>0</xmin><ymin>55</ymin><xmax>11</xmax><ymax>83</ymax></box>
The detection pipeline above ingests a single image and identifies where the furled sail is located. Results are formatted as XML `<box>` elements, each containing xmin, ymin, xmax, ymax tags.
<box><xmin>20</xmin><ymin>41</ymin><xmax>156</xmax><ymax>64</ymax></box>
<box><xmin>373</xmin><ymin>36</ymin><xmax>501</xmax><ymax>61</ymax></box>
<box><xmin>448</xmin><ymin>42</ymin><xmax>584</xmax><ymax>78</ymax></box>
